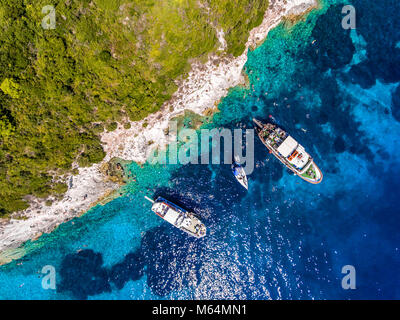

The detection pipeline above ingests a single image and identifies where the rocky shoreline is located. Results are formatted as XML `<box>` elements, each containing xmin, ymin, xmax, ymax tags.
<box><xmin>0</xmin><ymin>0</ymin><xmax>319</xmax><ymax>265</ymax></box>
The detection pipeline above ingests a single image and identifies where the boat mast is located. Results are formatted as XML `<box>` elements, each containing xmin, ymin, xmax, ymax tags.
<box><xmin>253</xmin><ymin>118</ymin><xmax>263</xmax><ymax>129</ymax></box>
<box><xmin>144</xmin><ymin>196</ymin><xmax>155</xmax><ymax>204</ymax></box>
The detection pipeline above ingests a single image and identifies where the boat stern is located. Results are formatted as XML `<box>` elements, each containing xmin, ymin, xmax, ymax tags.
<box><xmin>196</xmin><ymin>222</ymin><xmax>207</xmax><ymax>238</ymax></box>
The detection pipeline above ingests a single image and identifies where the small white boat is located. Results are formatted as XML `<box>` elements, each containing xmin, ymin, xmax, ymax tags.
<box><xmin>145</xmin><ymin>196</ymin><xmax>206</xmax><ymax>238</ymax></box>
<box><xmin>231</xmin><ymin>155</ymin><xmax>248</xmax><ymax>190</ymax></box>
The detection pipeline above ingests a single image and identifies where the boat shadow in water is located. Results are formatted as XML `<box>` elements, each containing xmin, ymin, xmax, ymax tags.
<box><xmin>57</xmin><ymin>224</ymin><xmax>205</xmax><ymax>299</ymax></box>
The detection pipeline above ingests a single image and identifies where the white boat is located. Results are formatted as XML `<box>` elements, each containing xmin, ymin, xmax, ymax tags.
<box><xmin>145</xmin><ymin>196</ymin><xmax>206</xmax><ymax>238</ymax></box>
<box><xmin>253</xmin><ymin>118</ymin><xmax>323</xmax><ymax>184</ymax></box>
<box><xmin>231</xmin><ymin>155</ymin><xmax>248</xmax><ymax>190</ymax></box>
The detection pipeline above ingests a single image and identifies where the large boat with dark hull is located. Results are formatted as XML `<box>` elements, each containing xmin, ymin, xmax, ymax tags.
<box><xmin>253</xmin><ymin>118</ymin><xmax>323</xmax><ymax>184</ymax></box>
<box><xmin>145</xmin><ymin>196</ymin><xmax>206</xmax><ymax>238</ymax></box>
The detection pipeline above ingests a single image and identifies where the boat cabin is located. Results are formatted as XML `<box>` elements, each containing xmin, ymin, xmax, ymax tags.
<box><xmin>277</xmin><ymin>136</ymin><xmax>310</xmax><ymax>170</ymax></box>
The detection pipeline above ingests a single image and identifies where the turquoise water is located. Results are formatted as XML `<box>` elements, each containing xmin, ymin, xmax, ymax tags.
<box><xmin>1</xmin><ymin>0</ymin><xmax>399</xmax><ymax>299</ymax></box>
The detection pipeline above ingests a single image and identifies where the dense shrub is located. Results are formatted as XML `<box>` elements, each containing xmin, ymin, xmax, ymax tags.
<box><xmin>0</xmin><ymin>0</ymin><xmax>268</xmax><ymax>216</ymax></box>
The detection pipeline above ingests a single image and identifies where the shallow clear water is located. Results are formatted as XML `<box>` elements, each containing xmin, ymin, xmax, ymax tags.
<box><xmin>1</xmin><ymin>0</ymin><xmax>399</xmax><ymax>299</ymax></box>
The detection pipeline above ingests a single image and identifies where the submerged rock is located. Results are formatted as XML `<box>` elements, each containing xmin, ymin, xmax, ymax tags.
<box><xmin>100</xmin><ymin>158</ymin><xmax>129</xmax><ymax>184</ymax></box>
<box><xmin>308</xmin><ymin>5</ymin><xmax>355</xmax><ymax>72</ymax></box>
<box><xmin>334</xmin><ymin>136</ymin><xmax>346</xmax><ymax>153</ymax></box>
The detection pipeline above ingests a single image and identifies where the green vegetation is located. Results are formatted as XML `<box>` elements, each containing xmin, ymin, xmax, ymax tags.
<box><xmin>207</xmin><ymin>0</ymin><xmax>269</xmax><ymax>56</ymax></box>
<box><xmin>0</xmin><ymin>0</ymin><xmax>268</xmax><ymax>217</ymax></box>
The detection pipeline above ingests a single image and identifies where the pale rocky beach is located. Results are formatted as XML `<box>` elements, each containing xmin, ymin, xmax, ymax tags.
<box><xmin>0</xmin><ymin>0</ymin><xmax>319</xmax><ymax>264</ymax></box>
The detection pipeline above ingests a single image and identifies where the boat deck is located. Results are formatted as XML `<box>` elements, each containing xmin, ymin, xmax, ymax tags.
<box><xmin>254</xmin><ymin>118</ymin><xmax>323</xmax><ymax>184</ymax></box>
<box><xmin>151</xmin><ymin>197</ymin><xmax>206</xmax><ymax>238</ymax></box>
<box><xmin>179</xmin><ymin>214</ymin><xmax>206</xmax><ymax>237</ymax></box>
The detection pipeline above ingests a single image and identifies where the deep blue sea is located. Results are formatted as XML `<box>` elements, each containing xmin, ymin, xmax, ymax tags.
<box><xmin>1</xmin><ymin>0</ymin><xmax>399</xmax><ymax>299</ymax></box>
